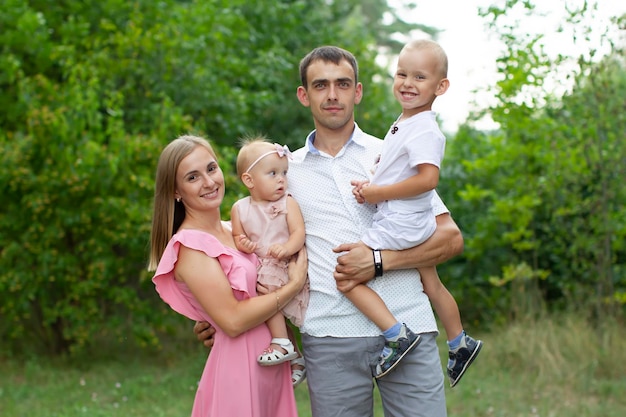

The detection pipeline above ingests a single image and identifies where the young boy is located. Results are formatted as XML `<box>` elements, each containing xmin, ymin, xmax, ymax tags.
<box><xmin>348</xmin><ymin>39</ymin><xmax>482</xmax><ymax>386</ymax></box>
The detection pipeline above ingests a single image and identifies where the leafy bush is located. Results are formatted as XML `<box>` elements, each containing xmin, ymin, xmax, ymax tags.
<box><xmin>0</xmin><ymin>0</ymin><xmax>408</xmax><ymax>355</ymax></box>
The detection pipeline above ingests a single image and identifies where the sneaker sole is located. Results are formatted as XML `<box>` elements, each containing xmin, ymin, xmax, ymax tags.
<box><xmin>449</xmin><ymin>340</ymin><xmax>483</xmax><ymax>388</ymax></box>
<box><xmin>375</xmin><ymin>334</ymin><xmax>422</xmax><ymax>379</ymax></box>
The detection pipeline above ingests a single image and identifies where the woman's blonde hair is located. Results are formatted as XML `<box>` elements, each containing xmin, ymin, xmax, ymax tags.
<box><xmin>147</xmin><ymin>135</ymin><xmax>217</xmax><ymax>271</ymax></box>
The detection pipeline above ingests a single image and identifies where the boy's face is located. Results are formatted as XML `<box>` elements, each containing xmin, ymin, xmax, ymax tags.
<box><xmin>297</xmin><ymin>59</ymin><xmax>363</xmax><ymax>131</ymax></box>
<box><xmin>393</xmin><ymin>48</ymin><xmax>449</xmax><ymax>118</ymax></box>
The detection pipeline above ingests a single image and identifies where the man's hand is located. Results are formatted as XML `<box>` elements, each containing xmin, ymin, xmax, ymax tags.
<box><xmin>193</xmin><ymin>321</ymin><xmax>216</xmax><ymax>348</ymax></box>
<box><xmin>332</xmin><ymin>242</ymin><xmax>375</xmax><ymax>292</ymax></box>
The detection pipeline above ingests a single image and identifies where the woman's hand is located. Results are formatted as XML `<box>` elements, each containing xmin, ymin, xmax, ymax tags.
<box><xmin>287</xmin><ymin>246</ymin><xmax>308</xmax><ymax>291</ymax></box>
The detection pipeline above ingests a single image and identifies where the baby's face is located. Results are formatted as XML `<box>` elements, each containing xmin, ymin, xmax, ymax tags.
<box><xmin>246</xmin><ymin>152</ymin><xmax>289</xmax><ymax>203</ymax></box>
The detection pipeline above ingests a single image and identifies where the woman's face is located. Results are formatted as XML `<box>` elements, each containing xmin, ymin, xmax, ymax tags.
<box><xmin>174</xmin><ymin>145</ymin><xmax>225</xmax><ymax>212</ymax></box>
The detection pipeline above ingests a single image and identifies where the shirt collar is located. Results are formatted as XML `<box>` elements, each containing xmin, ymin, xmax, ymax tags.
<box><xmin>303</xmin><ymin>122</ymin><xmax>367</xmax><ymax>155</ymax></box>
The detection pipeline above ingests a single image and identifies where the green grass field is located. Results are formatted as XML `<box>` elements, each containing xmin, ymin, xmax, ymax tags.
<box><xmin>1</xmin><ymin>314</ymin><xmax>624</xmax><ymax>416</ymax></box>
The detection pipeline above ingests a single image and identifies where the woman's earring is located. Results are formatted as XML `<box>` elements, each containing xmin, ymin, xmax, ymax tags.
<box><xmin>176</xmin><ymin>197</ymin><xmax>181</xmax><ymax>203</ymax></box>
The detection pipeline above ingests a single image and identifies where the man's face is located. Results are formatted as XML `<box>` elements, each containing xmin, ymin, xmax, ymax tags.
<box><xmin>297</xmin><ymin>59</ymin><xmax>363</xmax><ymax>131</ymax></box>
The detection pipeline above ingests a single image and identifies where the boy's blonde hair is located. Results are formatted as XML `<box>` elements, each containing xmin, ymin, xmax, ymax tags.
<box><xmin>402</xmin><ymin>39</ymin><xmax>448</xmax><ymax>78</ymax></box>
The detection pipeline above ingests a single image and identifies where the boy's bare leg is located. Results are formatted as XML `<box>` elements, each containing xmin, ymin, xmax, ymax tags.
<box><xmin>418</xmin><ymin>266</ymin><xmax>462</xmax><ymax>340</ymax></box>
<box><xmin>344</xmin><ymin>284</ymin><xmax>398</xmax><ymax>331</ymax></box>
<box><xmin>419</xmin><ymin>266</ymin><xmax>482</xmax><ymax>387</ymax></box>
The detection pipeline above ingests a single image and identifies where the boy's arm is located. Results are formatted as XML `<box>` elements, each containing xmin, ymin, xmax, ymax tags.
<box><xmin>360</xmin><ymin>163</ymin><xmax>439</xmax><ymax>204</ymax></box>
<box><xmin>332</xmin><ymin>212</ymin><xmax>463</xmax><ymax>292</ymax></box>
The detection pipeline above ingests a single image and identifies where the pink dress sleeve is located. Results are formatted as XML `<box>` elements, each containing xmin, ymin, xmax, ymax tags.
<box><xmin>152</xmin><ymin>228</ymin><xmax>258</xmax><ymax>322</ymax></box>
<box><xmin>151</xmin><ymin>228</ymin><xmax>297</xmax><ymax>417</ymax></box>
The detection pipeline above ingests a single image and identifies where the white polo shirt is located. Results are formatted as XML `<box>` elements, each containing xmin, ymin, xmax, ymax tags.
<box><xmin>288</xmin><ymin>123</ymin><xmax>444</xmax><ymax>337</ymax></box>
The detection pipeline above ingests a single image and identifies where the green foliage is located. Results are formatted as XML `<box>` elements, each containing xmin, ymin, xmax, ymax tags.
<box><xmin>440</xmin><ymin>0</ymin><xmax>626</xmax><ymax>323</ymax></box>
<box><xmin>542</xmin><ymin>53</ymin><xmax>626</xmax><ymax>316</ymax></box>
<box><xmin>0</xmin><ymin>0</ymin><xmax>422</xmax><ymax>355</ymax></box>
<box><xmin>1</xmin><ymin>0</ymin><xmax>406</xmax><ymax>150</ymax></box>
<box><xmin>0</xmin><ymin>92</ymin><xmax>177</xmax><ymax>354</ymax></box>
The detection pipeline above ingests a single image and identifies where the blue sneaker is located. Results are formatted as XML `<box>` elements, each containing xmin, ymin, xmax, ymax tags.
<box><xmin>375</xmin><ymin>324</ymin><xmax>421</xmax><ymax>378</ymax></box>
<box><xmin>447</xmin><ymin>334</ymin><xmax>482</xmax><ymax>387</ymax></box>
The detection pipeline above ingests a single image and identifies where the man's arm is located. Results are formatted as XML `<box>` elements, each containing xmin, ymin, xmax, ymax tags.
<box><xmin>333</xmin><ymin>213</ymin><xmax>463</xmax><ymax>292</ymax></box>
<box><xmin>384</xmin><ymin>212</ymin><xmax>463</xmax><ymax>270</ymax></box>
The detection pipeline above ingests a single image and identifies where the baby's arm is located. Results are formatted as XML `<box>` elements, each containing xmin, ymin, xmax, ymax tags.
<box><xmin>359</xmin><ymin>163</ymin><xmax>439</xmax><ymax>204</ymax></box>
<box><xmin>230</xmin><ymin>204</ymin><xmax>257</xmax><ymax>254</ymax></box>
<box><xmin>267</xmin><ymin>196</ymin><xmax>306</xmax><ymax>259</ymax></box>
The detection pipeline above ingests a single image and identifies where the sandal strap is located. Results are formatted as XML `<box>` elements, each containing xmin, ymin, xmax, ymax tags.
<box><xmin>291</xmin><ymin>357</ymin><xmax>305</xmax><ymax>366</ymax></box>
<box><xmin>270</xmin><ymin>338</ymin><xmax>292</xmax><ymax>347</ymax></box>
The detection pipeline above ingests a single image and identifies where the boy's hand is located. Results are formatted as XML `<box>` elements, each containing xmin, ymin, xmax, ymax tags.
<box><xmin>358</xmin><ymin>183</ymin><xmax>383</xmax><ymax>204</ymax></box>
<box><xmin>350</xmin><ymin>180</ymin><xmax>370</xmax><ymax>204</ymax></box>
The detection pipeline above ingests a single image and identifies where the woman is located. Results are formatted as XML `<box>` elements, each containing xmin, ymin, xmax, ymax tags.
<box><xmin>148</xmin><ymin>135</ymin><xmax>307</xmax><ymax>417</ymax></box>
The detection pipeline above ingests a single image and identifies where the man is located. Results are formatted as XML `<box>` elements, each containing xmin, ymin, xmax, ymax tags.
<box><xmin>196</xmin><ymin>46</ymin><xmax>463</xmax><ymax>417</ymax></box>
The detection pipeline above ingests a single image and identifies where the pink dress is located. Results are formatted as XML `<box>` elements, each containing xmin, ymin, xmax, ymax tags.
<box><xmin>232</xmin><ymin>195</ymin><xmax>309</xmax><ymax>327</ymax></box>
<box><xmin>152</xmin><ymin>228</ymin><xmax>298</xmax><ymax>417</ymax></box>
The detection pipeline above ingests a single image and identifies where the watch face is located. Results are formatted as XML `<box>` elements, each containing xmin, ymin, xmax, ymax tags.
<box><xmin>373</xmin><ymin>250</ymin><xmax>383</xmax><ymax>277</ymax></box>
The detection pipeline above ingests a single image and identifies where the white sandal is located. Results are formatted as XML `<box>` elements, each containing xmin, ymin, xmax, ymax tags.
<box><xmin>291</xmin><ymin>356</ymin><xmax>306</xmax><ymax>387</ymax></box>
<box><xmin>257</xmin><ymin>338</ymin><xmax>298</xmax><ymax>366</ymax></box>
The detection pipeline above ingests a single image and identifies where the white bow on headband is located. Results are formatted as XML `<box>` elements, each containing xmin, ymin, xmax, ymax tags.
<box><xmin>245</xmin><ymin>143</ymin><xmax>292</xmax><ymax>173</ymax></box>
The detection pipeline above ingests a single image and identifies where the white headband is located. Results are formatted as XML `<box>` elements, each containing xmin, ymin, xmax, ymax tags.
<box><xmin>244</xmin><ymin>143</ymin><xmax>292</xmax><ymax>173</ymax></box>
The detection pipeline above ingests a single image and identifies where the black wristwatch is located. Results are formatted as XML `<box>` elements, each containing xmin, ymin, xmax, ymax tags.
<box><xmin>372</xmin><ymin>249</ymin><xmax>383</xmax><ymax>278</ymax></box>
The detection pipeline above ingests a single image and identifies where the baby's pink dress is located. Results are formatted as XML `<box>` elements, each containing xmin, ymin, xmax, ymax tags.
<box><xmin>153</xmin><ymin>228</ymin><xmax>298</xmax><ymax>417</ymax></box>
<box><xmin>232</xmin><ymin>195</ymin><xmax>309</xmax><ymax>327</ymax></box>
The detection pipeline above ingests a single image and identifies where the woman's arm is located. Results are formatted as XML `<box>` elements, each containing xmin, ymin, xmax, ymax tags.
<box><xmin>332</xmin><ymin>213</ymin><xmax>463</xmax><ymax>292</ymax></box>
<box><xmin>178</xmin><ymin>245</ymin><xmax>307</xmax><ymax>338</ymax></box>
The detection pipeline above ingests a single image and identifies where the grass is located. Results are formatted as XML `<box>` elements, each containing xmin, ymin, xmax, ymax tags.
<box><xmin>1</xmin><ymin>313</ymin><xmax>624</xmax><ymax>417</ymax></box>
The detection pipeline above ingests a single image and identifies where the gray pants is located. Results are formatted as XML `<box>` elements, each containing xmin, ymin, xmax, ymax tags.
<box><xmin>302</xmin><ymin>332</ymin><xmax>446</xmax><ymax>417</ymax></box>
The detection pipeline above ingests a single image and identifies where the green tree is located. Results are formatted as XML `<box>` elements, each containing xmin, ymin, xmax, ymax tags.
<box><xmin>0</xmin><ymin>0</ymin><xmax>428</xmax><ymax>355</ymax></box>
<box><xmin>441</xmin><ymin>0</ymin><xmax>626</xmax><ymax>322</ymax></box>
